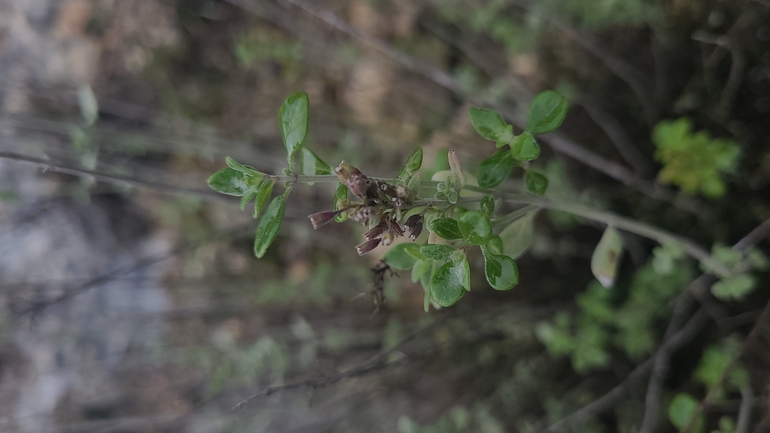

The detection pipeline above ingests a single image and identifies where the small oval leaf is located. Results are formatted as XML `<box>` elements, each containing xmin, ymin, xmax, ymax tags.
<box><xmin>480</xmin><ymin>195</ymin><xmax>495</xmax><ymax>217</ymax></box>
<box><xmin>253</xmin><ymin>192</ymin><xmax>288</xmax><ymax>258</ymax></box>
<box><xmin>279</xmin><ymin>91</ymin><xmax>310</xmax><ymax>167</ymax></box>
<box><xmin>668</xmin><ymin>393</ymin><xmax>702</xmax><ymax>431</ymax></box>
<box><xmin>399</xmin><ymin>148</ymin><xmax>423</xmax><ymax>178</ymax></box>
<box><xmin>420</xmin><ymin>244</ymin><xmax>456</xmax><ymax>261</ymax></box>
<box><xmin>483</xmin><ymin>253</ymin><xmax>519</xmax><ymax>291</ymax></box>
<box><xmin>208</xmin><ymin>167</ymin><xmax>248</xmax><ymax>196</ymax></box>
<box><xmin>526</xmin><ymin>90</ymin><xmax>568</xmax><ymax>135</ymax></box>
<box><xmin>499</xmin><ymin>212</ymin><xmax>535</xmax><ymax>259</ymax></box>
<box><xmin>525</xmin><ymin>171</ymin><xmax>548</xmax><ymax>196</ymax></box>
<box><xmin>431</xmin><ymin>260</ymin><xmax>470</xmax><ymax>307</ymax></box>
<box><xmin>590</xmin><ymin>227</ymin><xmax>624</xmax><ymax>288</ymax></box>
<box><xmin>429</xmin><ymin>218</ymin><xmax>463</xmax><ymax>240</ymax></box>
<box><xmin>468</xmin><ymin>108</ymin><xmax>512</xmax><ymax>143</ymax></box>
<box><xmin>486</xmin><ymin>235</ymin><xmax>504</xmax><ymax>255</ymax></box>
<box><xmin>477</xmin><ymin>151</ymin><xmax>514</xmax><ymax>189</ymax></box>
<box><xmin>412</xmin><ymin>258</ymin><xmax>431</xmax><ymax>283</ymax></box>
<box><xmin>382</xmin><ymin>243</ymin><xmax>419</xmax><ymax>270</ymax></box>
<box><xmin>511</xmin><ymin>133</ymin><xmax>540</xmax><ymax>162</ymax></box>
<box><xmin>458</xmin><ymin>211</ymin><xmax>492</xmax><ymax>245</ymax></box>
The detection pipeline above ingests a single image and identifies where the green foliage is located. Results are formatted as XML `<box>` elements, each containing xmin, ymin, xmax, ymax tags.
<box><xmin>253</xmin><ymin>191</ymin><xmax>288</xmax><ymax>258</ymax></box>
<box><xmin>458</xmin><ymin>211</ymin><xmax>492</xmax><ymax>245</ymax></box>
<box><xmin>653</xmin><ymin>118</ymin><xmax>740</xmax><ymax>198</ymax></box>
<box><xmin>279</xmin><ymin>91</ymin><xmax>310</xmax><ymax>169</ymax></box>
<box><xmin>208</xmin><ymin>167</ymin><xmax>251</xmax><ymax>196</ymax></box>
<box><xmin>477</xmin><ymin>151</ymin><xmax>515</xmax><ymax>189</ymax></box>
<box><xmin>429</xmin><ymin>217</ymin><xmax>464</xmax><ymax>240</ymax></box>
<box><xmin>694</xmin><ymin>337</ymin><xmax>749</xmax><ymax>399</ymax></box>
<box><xmin>482</xmin><ymin>252</ymin><xmax>519</xmax><ymax>291</ymax></box>
<box><xmin>525</xmin><ymin>91</ymin><xmax>569</xmax><ymax>135</ymax></box>
<box><xmin>511</xmin><ymin>133</ymin><xmax>541</xmax><ymax>161</ymax></box>
<box><xmin>383</xmin><ymin>243</ymin><xmax>420</xmax><ymax>270</ymax></box>
<box><xmin>525</xmin><ymin>170</ymin><xmax>548</xmax><ymax>196</ymax></box>
<box><xmin>431</xmin><ymin>258</ymin><xmax>470</xmax><ymax>307</ymax></box>
<box><xmin>702</xmin><ymin>243</ymin><xmax>767</xmax><ymax>300</ymax></box>
<box><xmin>420</xmin><ymin>244</ymin><xmax>457</xmax><ymax>261</ymax></box>
<box><xmin>669</xmin><ymin>393</ymin><xmax>703</xmax><ymax>432</ymax></box>
<box><xmin>398</xmin><ymin>405</ymin><xmax>504</xmax><ymax>433</ymax></box>
<box><xmin>468</xmin><ymin>108</ymin><xmax>514</xmax><ymax>146</ymax></box>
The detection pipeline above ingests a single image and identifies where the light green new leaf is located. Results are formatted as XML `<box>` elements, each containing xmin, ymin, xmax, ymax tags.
<box><xmin>253</xmin><ymin>180</ymin><xmax>274</xmax><ymax>219</ymax></box>
<box><xmin>526</xmin><ymin>91</ymin><xmax>568</xmax><ymax>135</ymax></box>
<box><xmin>458</xmin><ymin>211</ymin><xmax>492</xmax><ymax>245</ymax></box>
<box><xmin>591</xmin><ymin>227</ymin><xmax>624</xmax><ymax>288</ymax></box>
<box><xmin>486</xmin><ymin>235</ymin><xmax>504</xmax><ymax>255</ymax></box>
<box><xmin>399</xmin><ymin>148</ymin><xmax>423</xmax><ymax>178</ymax></box>
<box><xmin>499</xmin><ymin>212</ymin><xmax>535</xmax><ymax>259</ymax></box>
<box><xmin>420</xmin><ymin>244</ymin><xmax>456</xmax><ymax>261</ymax></box>
<box><xmin>468</xmin><ymin>108</ymin><xmax>513</xmax><ymax>144</ymax></box>
<box><xmin>429</xmin><ymin>217</ymin><xmax>463</xmax><ymax>240</ymax></box>
<box><xmin>382</xmin><ymin>243</ymin><xmax>419</xmax><ymax>270</ymax></box>
<box><xmin>431</xmin><ymin>259</ymin><xmax>470</xmax><ymax>307</ymax></box>
<box><xmin>226</xmin><ymin>156</ymin><xmax>261</xmax><ymax>177</ymax></box>
<box><xmin>208</xmin><ymin>167</ymin><xmax>248</xmax><ymax>196</ymax></box>
<box><xmin>301</xmin><ymin>148</ymin><xmax>331</xmax><ymax>181</ymax></box>
<box><xmin>412</xmin><ymin>258</ymin><xmax>431</xmax><ymax>283</ymax></box>
<box><xmin>279</xmin><ymin>91</ymin><xmax>310</xmax><ymax>167</ymax></box>
<box><xmin>477</xmin><ymin>151</ymin><xmax>514</xmax><ymax>189</ymax></box>
<box><xmin>253</xmin><ymin>191</ymin><xmax>288</xmax><ymax>258</ymax></box>
<box><xmin>668</xmin><ymin>393</ymin><xmax>703</xmax><ymax>431</ymax></box>
<box><xmin>511</xmin><ymin>133</ymin><xmax>540</xmax><ymax>162</ymax></box>
<box><xmin>483</xmin><ymin>252</ymin><xmax>518</xmax><ymax>291</ymax></box>
<box><xmin>241</xmin><ymin>187</ymin><xmax>259</xmax><ymax>210</ymax></box>
<box><xmin>525</xmin><ymin>171</ymin><xmax>548</xmax><ymax>196</ymax></box>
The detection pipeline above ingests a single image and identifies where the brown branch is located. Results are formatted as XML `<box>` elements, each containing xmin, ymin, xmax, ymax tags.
<box><xmin>638</xmin><ymin>217</ymin><xmax>770</xmax><ymax>433</ymax></box>
<box><xmin>0</xmin><ymin>150</ymin><xmax>223</xmax><ymax>200</ymax></box>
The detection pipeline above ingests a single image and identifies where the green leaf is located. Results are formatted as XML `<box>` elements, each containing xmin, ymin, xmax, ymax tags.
<box><xmin>458</xmin><ymin>211</ymin><xmax>492</xmax><ymax>245</ymax></box>
<box><xmin>668</xmin><ymin>393</ymin><xmax>702</xmax><ymax>431</ymax></box>
<box><xmin>591</xmin><ymin>227</ymin><xmax>624</xmax><ymax>288</ymax></box>
<box><xmin>253</xmin><ymin>180</ymin><xmax>274</xmax><ymax>219</ymax></box>
<box><xmin>511</xmin><ymin>133</ymin><xmax>540</xmax><ymax>162</ymax></box>
<box><xmin>526</xmin><ymin>90</ymin><xmax>568</xmax><ymax>135</ymax></box>
<box><xmin>226</xmin><ymin>156</ymin><xmax>261</xmax><ymax>177</ymax></box>
<box><xmin>431</xmin><ymin>259</ymin><xmax>470</xmax><ymax>307</ymax></box>
<box><xmin>486</xmin><ymin>235</ymin><xmax>504</xmax><ymax>255</ymax></box>
<box><xmin>241</xmin><ymin>187</ymin><xmax>259</xmax><ymax>210</ymax></box>
<box><xmin>483</xmin><ymin>252</ymin><xmax>518</xmax><ymax>291</ymax></box>
<box><xmin>477</xmin><ymin>151</ymin><xmax>514</xmax><ymax>189</ymax></box>
<box><xmin>429</xmin><ymin>218</ymin><xmax>463</xmax><ymax>240</ymax></box>
<box><xmin>525</xmin><ymin>171</ymin><xmax>548</xmax><ymax>196</ymax></box>
<box><xmin>412</xmin><ymin>258</ymin><xmax>431</xmax><ymax>283</ymax></box>
<box><xmin>399</xmin><ymin>148</ymin><xmax>423</xmax><ymax>178</ymax></box>
<box><xmin>334</xmin><ymin>184</ymin><xmax>349</xmax><ymax>222</ymax></box>
<box><xmin>208</xmin><ymin>167</ymin><xmax>248</xmax><ymax>196</ymax></box>
<box><xmin>301</xmin><ymin>148</ymin><xmax>331</xmax><ymax>181</ymax></box>
<box><xmin>480</xmin><ymin>195</ymin><xmax>495</xmax><ymax>217</ymax></box>
<box><xmin>468</xmin><ymin>108</ymin><xmax>513</xmax><ymax>144</ymax></box>
<box><xmin>420</xmin><ymin>244</ymin><xmax>456</xmax><ymax>261</ymax></box>
<box><xmin>448</xmin><ymin>149</ymin><xmax>466</xmax><ymax>192</ymax></box>
<box><xmin>253</xmin><ymin>191</ymin><xmax>289</xmax><ymax>258</ymax></box>
<box><xmin>279</xmin><ymin>91</ymin><xmax>310</xmax><ymax>168</ymax></box>
<box><xmin>382</xmin><ymin>243</ymin><xmax>419</xmax><ymax>270</ymax></box>
<box><xmin>499</xmin><ymin>212</ymin><xmax>535</xmax><ymax>259</ymax></box>
<box><xmin>711</xmin><ymin>274</ymin><xmax>756</xmax><ymax>301</ymax></box>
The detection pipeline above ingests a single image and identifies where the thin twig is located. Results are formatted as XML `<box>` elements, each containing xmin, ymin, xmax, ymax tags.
<box><xmin>543</xmin><ymin>309</ymin><xmax>710</xmax><ymax>432</ymax></box>
<box><xmin>0</xmin><ymin>150</ymin><xmax>223</xmax><ymax>200</ymax></box>
<box><xmin>638</xmin><ymin>217</ymin><xmax>770</xmax><ymax>433</ymax></box>
<box><xmin>736</xmin><ymin>384</ymin><xmax>754</xmax><ymax>433</ymax></box>
<box><xmin>231</xmin><ymin>315</ymin><xmax>449</xmax><ymax>410</ymax></box>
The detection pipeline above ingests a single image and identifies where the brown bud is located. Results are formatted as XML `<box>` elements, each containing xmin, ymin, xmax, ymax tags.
<box><xmin>363</xmin><ymin>221</ymin><xmax>387</xmax><ymax>240</ymax></box>
<box><xmin>404</xmin><ymin>214</ymin><xmax>423</xmax><ymax>240</ymax></box>
<box><xmin>356</xmin><ymin>238</ymin><xmax>381</xmax><ymax>255</ymax></box>
<box><xmin>308</xmin><ymin>210</ymin><xmax>342</xmax><ymax>229</ymax></box>
<box><xmin>385</xmin><ymin>215</ymin><xmax>404</xmax><ymax>237</ymax></box>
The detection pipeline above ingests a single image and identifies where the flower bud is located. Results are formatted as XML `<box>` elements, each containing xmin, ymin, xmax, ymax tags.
<box><xmin>404</xmin><ymin>214</ymin><xmax>423</xmax><ymax>240</ymax></box>
<box><xmin>363</xmin><ymin>222</ymin><xmax>387</xmax><ymax>240</ymax></box>
<box><xmin>356</xmin><ymin>238</ymin><xmax>381</xmax><ymax>255</ymax></box>
<box><xmin>308</xmin><ymin>210</ymin><xmax>343</xmax><ymax>229</ymax></box>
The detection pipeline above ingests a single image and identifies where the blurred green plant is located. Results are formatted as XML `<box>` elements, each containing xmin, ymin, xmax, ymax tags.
<box><xmin>653</xmin><ymin>118</ymin><xmax>741</xmax><ymax>198</ymax></box>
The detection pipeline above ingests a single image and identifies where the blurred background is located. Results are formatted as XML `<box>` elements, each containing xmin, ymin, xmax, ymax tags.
<box><xmin>0</xmin><ymin>0</ymin><xmax>769</xmax><ymax>432</ymax></box>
